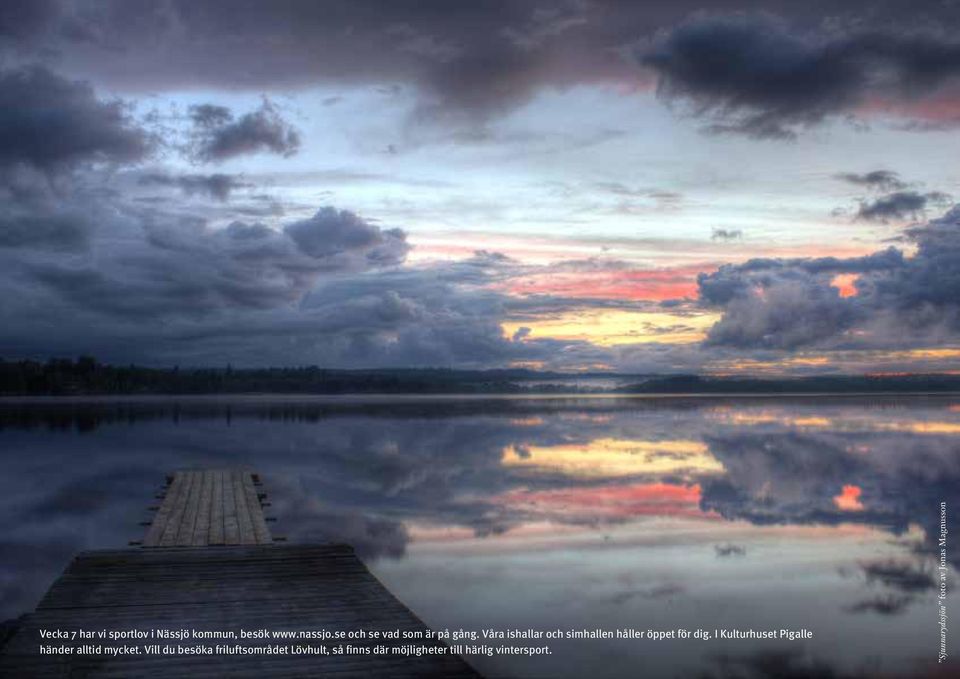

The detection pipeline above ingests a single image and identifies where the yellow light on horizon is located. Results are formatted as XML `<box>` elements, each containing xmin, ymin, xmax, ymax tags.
<box><xmin>502</xmin><ymin>310</ymin><xmax>719</xmax><ymax>347</ymax></box>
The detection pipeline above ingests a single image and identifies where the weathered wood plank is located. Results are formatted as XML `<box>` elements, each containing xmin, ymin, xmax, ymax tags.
<box><xmin>209</xmin><ymin>470</ymin><xmax>225</xmax><ymax>546</ymax></box>
<box><xmin>0</xmin><ymin>544</ymin><xmax>481</xmax><ymax>678</ymax></box>
<box><xmin>190</xmin><ymin>471</ymin><xmax>214</xmax><ymax>546</ymax></box>
<box><xmin>232</xmin><ymin>470</ymin><xmax>256</xmax><ymax>545</ymax></box>
<box><xmin>0</xmin><ymin>471</ymin><xmax>478</xmax><ymax>677</ymax></box>
<box><xmin>241</xmin><ymin>471</ymin><xmax>271</xmax><ymax>544</ymax></box>
<box><xmin>222</xmin><ymin>470</ymin><xmax>240</xmax><ymax>544</ymax></box>
<box><xmin>175</xmin><ymin>469</ymin><xmax>204</xmax><ymax>545</ymax></box>
<box><xmin>159</xmin><ymin>470</ymin><xmax>195</xmax><ymax>547</ymax></box>
<box><xmin>142</xmin><ymin>472</ymin><xmax>185</xmax><ymax>547</ymax></box>
<box><xmin>143</xmin><ymin>470</ymin><xmax>270</xmax><ymax>547</ymax></box>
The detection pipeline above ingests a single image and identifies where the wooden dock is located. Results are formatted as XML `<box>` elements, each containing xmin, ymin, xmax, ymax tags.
<box><xmin>0</xmin><ymin>470</ymin><xmax>480</xmax><ymax>678</ymax></box>
<box><xmin>142</xmin><ymin>470</ymin><xmax>272</xmax><ymax>547</ymax></box>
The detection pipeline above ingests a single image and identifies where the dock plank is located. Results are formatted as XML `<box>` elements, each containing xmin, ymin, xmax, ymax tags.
<box><xmin>190</xmin><ymin>471</ymin><xmax>214</xmax><ymax>546</ymax></box>
<box><xmin>159</xmin><ymin>470</ymin><xmax>195</xmax><ymax>547</ymax></box>
<box><xmin>143</xmin><ymin>470</ymin><xmax>270</xmax><ymax>548</ymax></box>
<box><xmin>142</xmin><ymin>472</ymin><xmax>185</xmax><ymax>547</ymax></box>
<box><xmin>232</xmin><ymin>470</ymin><xmax>256</xmax><ymax>545</ymax></box>
<box><xmin>0</xmin><ymin>545</ymin><xmax>481</xmax><ymax>678</ymax></box>
<box><xmin>222</xmin><ymin>470</ymin><xmax>240</xmax><ymax>544</ymax></box>
<box><xmin>175</xmin><ymin>469</ymin><xmax>204</xmax><ymax>545</ymax></box>
<box><xmin>209</xmin><ymin>470</ymin><xmax>225</xmax><ymax>546</ymax></box>
<box><xmin>0</xmin><ymin>470</ymin><xmax>479</xmax><ymax>677</ymax></box>
<box><xmin>241</xmin><ymin>473</ymin><xmax>271</xmax><ymax>545</ymax></box>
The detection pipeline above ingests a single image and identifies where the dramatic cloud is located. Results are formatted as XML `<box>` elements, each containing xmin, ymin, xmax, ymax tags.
<box><xmin>836</xmin><ymin>170</ymin><xmax>908</xmax><ymax>193</ymax></box>
<box><xmin>700</xmin><ymin>247</ymin><xmax>907</xmax><ymax>303</ymax></box>
<box><xmin>705</xmin><ymin>279</ymin><xmax>856</xmax><ymax>349</ymax></box>
<box><xmin>189</xmin><ymin>102</ymin><xmax>301</xmax><ymax>162</ymax></box>
<box><xmin>856</xmin><ymin>190</ymin><xmax>951</xmax><ymax>222</ymax></box>
<box><xmin>2</xmin><ymin>1</ymin><xmax>959</xmax><ymax>135</ymax></box>
<box><xmin>0</xmin><ymin>170</ymin><xmax>437</xmax><ymax>365</ymax></box>
<box><xmin>137</xmin><ymin>172</ymin><xmax>250</xmax><ymax>201</ymax></box>
<box><xmin>28</xmin><ymin>206</ymin><xmax>409</xmax><ymax>318</ymax></box>
<box><xmin>284</xmin><ymin>207</ymin><xmax>406</xmax><ymax>262</ymax></box>
<box><xmin>640</xmin><ymin>13</ymin><xmax>960</xmax><ymax>138</ymax></box>
<box><xmin>697</xmin><ymin>207</ymin><xmax>960</xmax><ymax>349</ymax></box>
<box><xmin>1</xmin><ymin>5</ymin><xmax>959</xmax><ymax>373</ymax></box>
<box><xmin>0</xmin><ymin>208</ymin><xmax>91</xmax><ymax>251</ymax></box>
<box><xmin>0</xmin><ymin>174</ymin><xmax>616</xmax><ymax>368</ymax></box>
<box><xmin>3</xmin><ymin>1</ymin><xmax>640</xmax><ymax>122</ymax></box>
<box><xmin>0</xmin><ymin>65</ymin><xmax>150</xmax><ymax>171</ymax></box>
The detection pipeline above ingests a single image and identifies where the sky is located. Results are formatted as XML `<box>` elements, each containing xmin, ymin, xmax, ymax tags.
<box><xmin>2</xmin><ymin>0</ymin><xmax>960</xmax><ymax>374</ymax></box>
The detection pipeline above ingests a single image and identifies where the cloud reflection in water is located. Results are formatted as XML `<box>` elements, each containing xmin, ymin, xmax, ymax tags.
<box><xmin>0</xmin><ymin>395</ymin><xmax>956</xmax><ymax>677</ymax></box>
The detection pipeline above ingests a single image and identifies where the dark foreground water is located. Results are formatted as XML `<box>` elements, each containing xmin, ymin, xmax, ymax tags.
<box><xmin>1</xmin><ymin>395</ymin><xmax>956</xmax><ymax>678</ymax></box>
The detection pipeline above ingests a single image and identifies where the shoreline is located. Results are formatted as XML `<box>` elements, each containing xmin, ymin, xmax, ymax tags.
<box><xmin>2</xmin><ymin>391</ymin><xmax>959</xmax><ymax>404</ymax></box>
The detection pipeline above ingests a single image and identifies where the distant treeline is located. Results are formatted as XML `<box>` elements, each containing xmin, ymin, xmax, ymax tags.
<box><xmin>1</xmin><ymin>357</ymin><xmax>959</xmax><ymax>395</ymax></box>
<box><xmin>0</xmin><ymin>357</ymin><xmax>590</xmax><ymax>395</ymax></box>
<box><xmin>624</xmin><ymin>373</ymin><xmax>960</xmax><ymax>394</ymax></box>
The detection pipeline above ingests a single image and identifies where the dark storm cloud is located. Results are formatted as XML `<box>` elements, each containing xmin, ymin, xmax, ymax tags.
<box><xmin>0</xmin><ymin>212</ymin><xmax>90</xmax><ymax>251</ymax></box>
<box><xmin>696</xmin><ymin>206</ymin><xmax>960</xmax><ymax>349</ymax></box>
<box><xmin>856</xmin><ymin>190</ymin><xmax>951</xmax><ymax>222</ymax></box>
<box><xmin>189</xmin><ymin>102</ymin><xmax>301</xmax><ymax>162</ymax></box>
<box><xmin>698</xmin><ymin>248</ymin><xmax>905</xmax><ymax>306</ymax></box>
<box><xmin>137</xmin><ymin>172</ymin><xmax>250</xmax><ymax>201</ymax></box>
<box><xmin>0</xmin><ymin>167</ymin><xmax>118</xmax><ymax>252</ymax></box>
<box><xmin>0</xmin><ymin>0</ymin><xmax>53</xmax><ymax>37</ymax></box>
<box><xmin>189</xmin><ymin>104</ymin><xmax>233</xmax><ymax>129</ymax></box>
<box><xmin>3</xmin><ymin>1</ymin><xmax>960</xmax><ymax>133</ymax></box>
<box><xmin>640</xmin><ymin>13</ymin><xmax>960</xmax><ymax>139</ymax></box>
<box><xmin>695</xmin><ymin>249</ymin><xmax>904</xmax><ymax>350</ymax></box>
<box><xmin>23</xmin><ymin>207</ymin><xmax>409</xmax><ymax>321</ymax></box>
<box><xmin>6</xmin><ymin>0</ymin><xmax>960</xmax><ymax>147</ymax></box>
<box><xmin>293</xmin><ymin>267</ymin><xmax>536</xmax><ymax>369</ymax></box>
<box><xmin>836</xmin><ymin>170</ymin><xmax>908</xmax><ymax>193</ymax></box>
<box><xmin>20</xmin><ymin>0</ymin><xmax>640</xmax><ymax>121</ymax></box>
<box><xmin>0</xmin><ymin>65</ymin><xmax>150</xmax><ymax>171</ymax></box>
<box><xmin>882</xmin><ymin>211</ymin><xmax>960</xmax><ymax>308</ymax></box>
<box><xmin>284</xmin><ymin>207</ymin><xmax>406</xmax><ymax>261</ymax></box>
<box><xmin>0</xmin><ymin>166</ymin><xmax>612</xmax><ymax>368</ymax></box>
<box><xmin>705</xmin><ymin>279</ymin><xmax>858</xmax><ymax>349</ymax></box>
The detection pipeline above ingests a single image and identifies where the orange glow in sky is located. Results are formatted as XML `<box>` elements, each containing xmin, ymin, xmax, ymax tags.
<box><xmin>833</xmin><ymin>485</ymin><xmax>865</xmax><ymax>511</ymax></box>
<box><xmin>831</xmin><ymin>273</ymin><xmax>859</xmax><ymax>298</ymax></box>
<box><xmin>497</xmin><ymin>266</ymin><xmax>704</xmax><ymax>301</ymax></box>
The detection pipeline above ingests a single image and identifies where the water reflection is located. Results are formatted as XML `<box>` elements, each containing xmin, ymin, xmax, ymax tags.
<box><xmin>0</xmin><ymin>395</ymin><xmax>957</xmax><ymax>677</ymax></box>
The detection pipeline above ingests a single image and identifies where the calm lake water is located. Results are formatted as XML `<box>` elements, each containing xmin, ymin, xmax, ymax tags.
<box><xmin>1</xmin><ymin>395</ymin><xmax>956</xmax><ymax>678</ymax></box>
